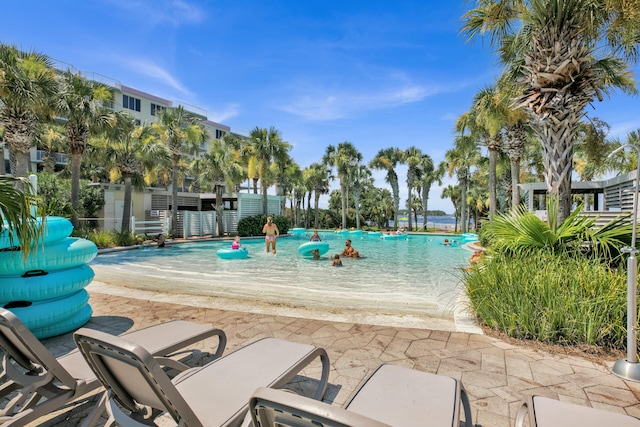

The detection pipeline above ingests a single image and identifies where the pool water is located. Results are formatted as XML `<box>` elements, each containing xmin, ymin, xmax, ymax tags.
<box><xmin>90</xmin><ymin>232</ymin><xmax>471</xmax><ymax>319</ymax></box>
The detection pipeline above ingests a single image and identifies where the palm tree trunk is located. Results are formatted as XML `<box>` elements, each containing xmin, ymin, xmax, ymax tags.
<box><xmin>340</xmin><ymin>182</ymin><xmax>347</xmax><ymax>228</ymax></box>
<box><xmin>15</xmin><ymin>151</ymin><xmax>30</xmax><ymax>179</ymax></box>
<box><xmin>489</xmin><ymin>147</ymin><xmax>498</xmax><ymax>217</ymax></box>
<box><xmin>354</xmin><ymin>194</ymin><xmax>361</xmax><ymax>229</ymax></box>
<box><xmin>407</xmin><ymin>185</ymin><xmax>413</xmax><ymax>231</ymax></box>
<box><xmin>216</xmin><ymin>185</ymin><xmax>224</xmax><ymax>236</ymax></box>
<box><xmin>421</xmin><ymin>184</ymin><xmax>430</xmax><ymax>231</ymax></box>
<box><xmin>171</xmin><ymin>161</ymin><xmax>179</xmax><ymax>236</ymax></box>
<box><xmin>314</xmin><ymin>193</ymin><xmax>320</xmax><ymax>228</ymax></box>
<box><xmin>511</xmin><ymin>160</ymin><xmax>520</xmax><ymax>208</ymax></box>
<box><xmin>121</xmin><ymin>176</ymin><xmax>132</xmax><ymax>233</ymax></box>
<box><xmin>261</xmin><ymin>184</ymin><xmax>268</xmax><ymax>215</ymax></box>
<box><xmin>460</xmin><ymin>173</ymin><xmax>468</xmax><ymax>233</ymax></box>
<box><xmin>306</xmin><ymin>192</ymin><xmax>312</xmax><ymax>229</ymax></box>
<box><xmin>71</xmin><ymin>152</ymin><xmax>83</xmax><ymax>228</ymax></box>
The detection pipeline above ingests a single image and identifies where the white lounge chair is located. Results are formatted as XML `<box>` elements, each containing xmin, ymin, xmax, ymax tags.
<box><xmin>73</xmin><ymin>328</ymin><xmax>330</xmax><ymax>426</ymax></box>
<box><xmin>250</xmin><ymin>363</ymin><xmax>474</xmax><ymax>427</ymax></box>
<box><xmin>0</xmin><ymin>309</ymin><xmax>226</xmax><ymax>426</ymax></box>
<box><xmin>515</xmin><ymin>395</ymin><xmax>640</xmax><ymax>427</ymax></box>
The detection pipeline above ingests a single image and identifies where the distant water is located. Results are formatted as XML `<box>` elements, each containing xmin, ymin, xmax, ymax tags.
<box><xmin>392</xmin><ymin>216</ymin><xmax>459</xmax><ymax>229</ymax></box>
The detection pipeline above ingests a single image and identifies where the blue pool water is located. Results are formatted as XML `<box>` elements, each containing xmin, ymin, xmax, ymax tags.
<box><xmin>90</xmin><ymin>231</ymin><xmax>471</xmax><ymax>319</ymax></box>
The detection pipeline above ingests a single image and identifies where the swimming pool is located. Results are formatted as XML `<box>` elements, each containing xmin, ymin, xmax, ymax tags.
<box><xmin>90</xmin><ymin>232</ymin><xmax>472</xmax><ymax>321</ymax></box>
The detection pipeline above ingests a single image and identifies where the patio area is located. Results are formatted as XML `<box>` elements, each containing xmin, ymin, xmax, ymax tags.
<box><xmin>34</xmin><ymin>284</ymin><xmax>640</xmax><ymax>427</ymax></box>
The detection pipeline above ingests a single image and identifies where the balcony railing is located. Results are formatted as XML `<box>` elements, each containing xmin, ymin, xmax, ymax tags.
<box><xmin>35</xmin><ymin>150</ymin><xmax>68</xmax><ymax>164</ymax></box>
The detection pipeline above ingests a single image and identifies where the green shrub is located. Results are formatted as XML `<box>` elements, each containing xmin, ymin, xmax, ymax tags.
<box><xmin>464</xmin><ymin>250</ymin><xmax>627</xmax><ymax>349</ymax></box>
<box><xmin>87</xmin><ymin>230</ymin><xmax>114</xmax><ymax>249</ymax></box>
<box><xmin>237</xmin><ymin>214</ymin><xmax>290</xmax><ymax>237</ymax></box>
<box><xmin>110</xmin><ymin>229</ymin><xmax>138</xmax><ymax>247</ymax></box>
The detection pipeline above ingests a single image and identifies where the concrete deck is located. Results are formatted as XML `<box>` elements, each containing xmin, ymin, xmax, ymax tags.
<box><xmin>32</xmin><ymin>287</ymin><xmax>640</xmax><ymax>426</ymax></box>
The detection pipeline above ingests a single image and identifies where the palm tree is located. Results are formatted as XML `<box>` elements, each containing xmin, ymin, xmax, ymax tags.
<box><xmin>350</xmin><ymin>164</ymin><xmax>372</xmax><ymax>230</ymax></box>
<box><xmin>0</xmin><ymin>44</ymin><xmax>58</xmax><ymax>179</ymax></box>
<box><xmin>36</xmin><ymin>124</ymin><xmax>66</xmax><ymax>173</ymax></box>
<box><xmin>92</xmin><ymin>112</ymin><xmax>164</xmax><ymax>233</ymax></box>
<box><xmin>152</xmin><ymin>106</ymin><xmax>208</xmax><ymax>236</ymax></box>
<box><xmin>441</xmin><ymin>185</ymin><xmax>460</xmax><ymax>232</ymax></box>
<box><xmin>323</xmin><ymin>142</ymin><xmax>362</xmax><ymax>228</ymax></box>
<box><xmin>403</xmin><ymin>146</ymin><xmax>423</xmax><ymax>231</ymax></box>
<box><xmin>57</xmin><ymin>70</ymin><xmax>114</xmax><ymax>227</ymax></box>
<box><xmin>462</xmin><ymin>0</ymin><xmax>638</xmax><ymax>223</ymax></box>
<box><xmin>305</xmin><ymin>162</ymin><xmax>332</xmax><ymax>229</ymax></box>
<box><xmin>469</xmin><ymin>84</ymin><xmax>505</xmax><ymax>217</ymax></box>
<box><xmin>445</xmin><ymin>135</ymin><xmax>481</xmax><ymax>233</ymax></box>
<box><xmin>197</xmin><ymin>138</ymin><xmax>243</xmax><ymax>236</ymax></box>
<box><xmin>417</xmin><ymin>154</ymin><xmax>443</xmax><ymax>231</ymax></box>
<box><xmin>249</xmin><ymin>126</ymin><xmax>291</xmax><ymax>215</ymax></box>
<box><xmin>369</xmin><ymin>147</ymin><xmax>404</xmax><ymax>229</ymax></box>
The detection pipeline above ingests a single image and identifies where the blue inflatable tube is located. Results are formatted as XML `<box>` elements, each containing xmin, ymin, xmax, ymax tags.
<box><xmin>216</xmin><ymin>248</ymin><xmax>249</xmax><ymax>259</ymax></box>
<box><xmin>381</xmin><ymin>234</ymin><xmax>398</xmax><ymax>240</ymax></box>
<box><xmin>0</xmin><ymin>264</ymin><xmax>94</xmax><ymax>304</ymax></box>
<box><xmin>348</xmin><ymin>229</ymin><xmax>363</xmax><ymax>236</ymax></box>
<box><xmin>367</xmin><ymin>231</ymin><xmax>382</xmax><ymax>238</ymax></box>
<box><xmin>0</xmin><ymin>237</ymin><xmax>98</xmax><ymax>276</ymax></box>
<box><xmin>289</xmin><ymin>228</ymin><xmax>306</xmax><ymax>236</ymax></box>
<box><xmin>4</xmin><ymin>289</ymin><xmax>89</xmax><ymax>331</ymax></box>
<box><xmin>32</xmin><ymin>304</ymin><xmax>92</xmax><ymax>339</ymax></box>
<box><xmin>297</xmin><ymin>241</ymin><xmax>330</xmax><ymax>257</ymax></box>
<box><xmin>0</xmin><ymin>216</ymin><xmax>73</xmax><ymax>250</ymax></box>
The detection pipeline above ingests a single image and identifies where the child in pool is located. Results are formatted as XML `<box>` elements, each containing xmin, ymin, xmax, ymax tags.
<box><xmin>332</xmin><ymin>254</ymin><xmax>343</xmax><ymax>267</ymax></box>
<box><xmin>231</xmin><ymin>236</ymin><xmax>241</xmax><ymax>249</ymax></box>
<box><xmin>309</xmin><ymin>230</ymin><xmax>321</xmax><ymax>242</ymax></box>
<box><xmin>311</xmin><ymin>249</ymin><xmax>321</xmax><ymax>260</ymax></box>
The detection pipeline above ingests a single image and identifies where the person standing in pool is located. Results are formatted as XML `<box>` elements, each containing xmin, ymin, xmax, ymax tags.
<box><xmin>309</xmin><ymin>230</ymin><xmax>321</xmax><ymax>242</ymax></box>
<box><xmin>262</xmin><ymin>216</ymin><xmax>279</xmax><ymax>254</ymax></box>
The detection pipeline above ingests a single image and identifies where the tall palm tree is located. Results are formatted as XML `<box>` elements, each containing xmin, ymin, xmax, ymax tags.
<box><xmin>92</xmin><ymin>112</ymin><xmax>164</xmax><ymax>233</ymax></box>
<box><xmin>152</xmin><ymin>106</ymin><xmax>208</xmax><ymax>236</ymax></box>
<box><xmin>323</xmin><ymin>142</ymin><xmax>362</xmax><ymax>228</ymax></box>
<box><xmin>403</xmin><ymin>146</ymin><xmax>423</xmax><ymax>231</ymax></box>
<box><xmin>445</xmin><ymin>135</ymin><xmax>481</xmax><ymax>233</ymax></box>
<box><xmin>369</xmin><ymin>147</ymin><xmax>404</xmax><ymax>229</ymax></box>
<box><xmin>350</xmin><ymin>164</ymin><xmax>372</xmax><ymax>230</ymax></box>
<box><xmin>469</xmin><ymin>84</ymin><xmax>505</xmax><ymax>217</ymax></box>
<box><xmin>0</xmin><ymin>44</ymin><xmax>58</xmax><ymax>179</ymax></box>
<box><xmin>36</xmin><ymin>124</ymin><xmax>66</xmax><ymax>173</ymax></box>
<box><xmin>249</xmin><ymin>126</ymin><xmax>291</xmax><ymax>215</ymax></box>
<box><xmin>57</xmin><ymin>70</ymin><xmax>114</xmax><ymax>227</ymax></box>
<box><xmin>197</xmin><ymin>138</ymin><xmax>243</xmax><ymax>236</ymax></box>
<box><xmin>305</xmin><ymin>162</ymin><xmax>332</xmax><ymax>229</ymax></box>
<box><xmin>463</xmin><ymin>0</ymin><xmax>637</xmax><ymax>223</ymax></box>
<box><xmin>441</xmin><ymin>185</ymin><xmax>461</xmax><ymax>232</ymax></box>
<box><xmin>417</xmin><ymin>154</ymin><xmax>443</xmax><ymax>231</ymax></box>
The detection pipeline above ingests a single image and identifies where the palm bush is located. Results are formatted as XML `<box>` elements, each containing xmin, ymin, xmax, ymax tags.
<box><xmin>481</xmin><ymin>198</ymin><xmax>632</xmax><ymax>264</ymax></box>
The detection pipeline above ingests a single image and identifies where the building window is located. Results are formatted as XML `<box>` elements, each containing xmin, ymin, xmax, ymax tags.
<box><xmin>123</xmin><ymin>94</ymin><xmax>141</xmax><ymax>112</ymax></box>
<box><xmin>215</xmin><ymin>129</ymin><xmax>226</xmax><ymax>139</ymax></box>
<box><xmin>151</xmin><ymin>103</ymin><xmax>165</xmax><ymax>116</ymax></box>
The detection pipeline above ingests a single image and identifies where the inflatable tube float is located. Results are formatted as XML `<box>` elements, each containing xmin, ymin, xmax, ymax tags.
<box><xmin>32</xmin><ymin>303</ymin><xmax>92</xmax><ymax>340</ymax></box>
<box><xmin>367</xmin><ymin>231</ymin><xmax>382</xmax><ymax>238</ymax></box>
<box><xmin>3</xmin><ymin>289</ymin><xmax>89</xmax><ymax>331</ymax></box>
<box><xmin>348</xmin><ymin>229</ymin><xmax>362</xmax><ymax>236</ymax></box>
<box><xmin>462</xmin><ymin>233</ymin><xmax>479</xmax><ymax>242</ymax></box>
<box><xmin>334</xmin><ymin>229</ymin><xmax>349</xmax><ymax>234</ymax></box>
<box><xmin>0</xmin><ymin>216</ymin><xmax>73</xmax><ymax>250</ymax></box>
<box><xmin>297</xmin><ymin>241</ymin><xmax>330</xmax><ymax>257</ymax></box>
<box><xmin>0</xmin><ymin>264</ymin><xmax>94</xmax><ymax>304</ymax></box>
<box><xmin>0</xmin><ymin>237</ymin><xmax>98</xmax><ymax>276</ymax></box>
<box><xmin>288</xmin><ymin>228</ymin><xmax>306</xmax><ymax>236</ymax></box>
<box><xmin>216</xmin><ymin>248</ymin><xmax>249</xmax><ymax>260</ymax></box>
<box><xmin>381</xmin><ymin>234</ymin><xmax>398</xmax><ymax>240</ymax></box>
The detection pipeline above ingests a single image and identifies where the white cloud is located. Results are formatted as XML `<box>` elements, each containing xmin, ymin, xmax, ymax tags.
<box><xmin>206</xmin><ymin>103</ymin><xmax>240</xmax><ymax>124</ymax></box>
<box><xmin>279</xmin><ymin>83</ymin><xmax>440</xmax><ymax>121</ymax></box>
<box><xmin>125</xmin><ymin>59</ymin><xmax>192</xmax><ymax>97</ymax></box>
<box><xmin>103</xmin><ymin>0</ymin><xmax>205</xmax><ymax>26</ymax></box>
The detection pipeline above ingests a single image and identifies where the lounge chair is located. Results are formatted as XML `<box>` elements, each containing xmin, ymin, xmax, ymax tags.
<box><xmin>515</xmin><ymin>395</ymin><xmax>640</xmax><ymax>427</ymax></box>
<box><xmin>0</xmin><ymin>309</ymin><xmax>226</xmax><ymax>426</ymax></box>
<box><xmin>73</xmin><ymin>328</ymin><xmax>330</xmax><ymax>426</ymax></box>
<box><xmin>249</xmin><ymin>363</ymin><xmax>474</xmax><ymax>427</ymax></box>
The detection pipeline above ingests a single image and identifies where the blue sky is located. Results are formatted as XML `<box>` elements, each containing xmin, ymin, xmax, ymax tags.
<box><xmin>3</xmin><ymin>1</ymin><xmax>639</xmax><ymax>213</ymax></box>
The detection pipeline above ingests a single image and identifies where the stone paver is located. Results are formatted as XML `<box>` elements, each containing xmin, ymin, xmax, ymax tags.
<box><xmin>21</xmin><ymin>289</ymin><xmax>640</xmax><ymax>426</ymax></box>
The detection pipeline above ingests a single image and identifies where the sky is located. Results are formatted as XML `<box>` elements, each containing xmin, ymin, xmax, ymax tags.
<box><xmin>2</xmin><ymin>1</ymin><xmax>640</xmax><ymax>214</ymax></box>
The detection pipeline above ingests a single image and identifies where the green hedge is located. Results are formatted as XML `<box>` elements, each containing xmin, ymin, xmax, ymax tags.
<box><xmin>237</xmin><ymin>214</ymin><xmax>290</xmax><ymax>237</ymax></box>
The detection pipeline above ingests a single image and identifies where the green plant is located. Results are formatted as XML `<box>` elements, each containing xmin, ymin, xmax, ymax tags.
<box><xmin>110</xmin><ymin>229</ymin><xmax>138</xmax><ymax>247</ymax></box>
<box><xmin>464</xmin><ymin>250</ymin><xmax>628</xmax><ymax>349</ymax></box>
<box><xmin>87</xmin><ymin>230</ymin><xmax>114</xmax><ymax>249</ymax></box>
<box><xmin>237</xmin><ymin>214</ymin><xmax>290</xmax><ymax>237</ymax></box>
<box><xmin>481</xmin><ymin>198</ymin><xmax>632</xmax><ymax>263</ymax></box>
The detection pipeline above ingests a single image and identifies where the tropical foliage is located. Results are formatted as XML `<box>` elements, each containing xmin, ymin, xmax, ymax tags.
<box><xmin>0</xmin><ymin>176</ymin><xmax>42</xmax><ymax>255</ymax></box>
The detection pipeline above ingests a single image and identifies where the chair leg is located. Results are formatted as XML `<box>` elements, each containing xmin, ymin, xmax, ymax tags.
<box><xmin>515</xmin><ymin>401</ymin><xmax>530</xmax><ymax>427</ymax></box>
<box><xmin>79</xmin><ymin>392</ymin><xmax>107</xmax><ymax>427</ymax></box>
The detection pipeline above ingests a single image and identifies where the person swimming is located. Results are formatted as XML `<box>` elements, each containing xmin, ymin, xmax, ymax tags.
<box><xmin>332</xmin><ymin>254</ymin><xmax>342</xmax><ymax>267</ymax></box>
<box><xmin>310</xmin><ymin>231</ymin><xmax>321</xmax><ymax>242</ymax></box>
<box><xmin>231</xmin><ymin>236</ymin><xmax>241</xmax><ymax>249</ymax></box>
